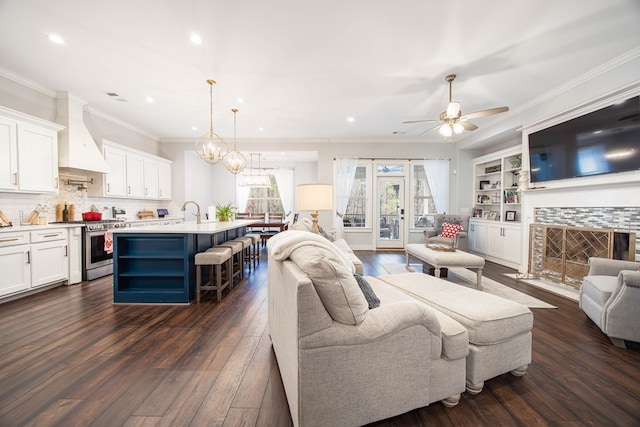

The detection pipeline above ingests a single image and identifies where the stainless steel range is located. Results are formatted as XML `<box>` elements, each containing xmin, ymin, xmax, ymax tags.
<box><xmin>83</xmin><ymin>219</ymin><xmax>127</xmax><ymax>280</ymax></box>
<box><xmin>53</xmin><ymin>219</ymin><xmax>127</xmax><ymax>280</ymax></box>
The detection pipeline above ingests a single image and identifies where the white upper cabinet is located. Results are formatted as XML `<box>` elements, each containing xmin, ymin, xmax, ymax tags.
<box><xmin>157</xmin><ymin>160</ymin><xmax>172</xmax><ymax>200</ymax></box>
<box><xmin>0</xmin><ymin>106</ymin><xmax>62</xmax><ymax>194</ymax></box>
<box><xmin>91</xmin><ymin>140</ymin><xmax>172</xmax><ymax>200</ymax></box>
<box><xmin>0</xmin><ymin>115</ymin><xmax>18</xmax><ymax>190</ymax></box>
<box><xmin>125</xmin><ymin>152</ymin><xmax>144</xmax><ymax>198</ymax></box>
<box><xmin>143</xmin><ymin>158</ymin><xmax>159</xmax><ymax>199</ymax></box>
<box><xmin>103</xmin><ymin>144</ymin><xmax>127</xmax><ymax>197</ymax></box>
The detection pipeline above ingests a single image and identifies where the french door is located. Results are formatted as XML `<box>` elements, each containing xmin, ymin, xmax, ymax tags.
<box><xmin>376</xmin><ymin>176</ymin><xmax>405</xmax><ymax>249</ymax></box>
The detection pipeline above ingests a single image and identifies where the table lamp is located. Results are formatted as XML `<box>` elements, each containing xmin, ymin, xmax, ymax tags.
<box><xmin>297</xmin><ymin>183</ymin><xmax>333</xmax><ymax>234</ymax></box>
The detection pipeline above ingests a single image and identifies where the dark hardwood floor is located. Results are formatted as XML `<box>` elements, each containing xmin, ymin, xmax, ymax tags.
<box><xmin>1</xmin><ymin>249</ymin><xmax>639</xmax><ymax>426</ymax></box>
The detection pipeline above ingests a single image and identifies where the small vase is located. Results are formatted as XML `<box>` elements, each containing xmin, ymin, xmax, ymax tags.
<box><xmin>518</xmin><ymin>170</ymin><xmax>529</xmax><ymax>191</ymax></box>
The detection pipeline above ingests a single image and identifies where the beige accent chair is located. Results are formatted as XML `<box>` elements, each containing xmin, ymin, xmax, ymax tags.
<box><xmin>424</xmin><ymin>214</ymin><xmax>470</xmax><ymax>251</ymax></box>
<box><xmin>267</xmin><ymin>231</ymin><xmax>468</xmax><ymax>427</ymax></box>
<box><xmin>579</xmin><ymin>257</ymin><xmax>640</xmax><ymax>348</ymax></box>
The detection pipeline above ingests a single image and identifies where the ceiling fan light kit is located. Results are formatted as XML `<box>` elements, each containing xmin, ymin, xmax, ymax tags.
<box><xmin>404</xmin><ymin>73</ymin><xmax>509</xmax><ymax>139</ymax></box>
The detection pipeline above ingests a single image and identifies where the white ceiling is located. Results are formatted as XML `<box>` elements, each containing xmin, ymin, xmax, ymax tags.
<box><xmin>1</xmin><ymin>0</ymin><xmax>639</xmax><ymax>145</ymax></box>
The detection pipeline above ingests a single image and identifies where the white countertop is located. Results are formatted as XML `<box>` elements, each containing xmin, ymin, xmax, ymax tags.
<box><xmin>0</xmin><ymin>223</ymin><xmax>84</xmax><ymax>233</ymax></box>
<box><xmin>112</xmin><ymin>219</ymin><xmax>259</xmax><ymax>234</ymax></box>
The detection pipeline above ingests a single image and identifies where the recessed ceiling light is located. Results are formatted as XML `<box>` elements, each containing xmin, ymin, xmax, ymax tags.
<box><xmin>48</xmin><ymin>34</ymin><xmax>65</xmax><ymax>44</ymax></box>
<box><xmin>236</xmin><ymin>98</ymin><xmax>244</xmax><ymax>103</ymax></box>
<box><xmin>258</xmin><ymin>127</ymin><xmax>264</xmax><ymax>131</ymax></box>
<box><xmin>190</xmin><ymin>34</ymin><xmax>202</xmax><ymax>45</ymax></box>
<box><xmin>146</xmin><ymin>96</ymin><xmax>154</xmax><ymax>103</ymax></box>
<box><xmin>192</xmin><ymin>126</ymin><xmax>198</xmax><ymax>131</ymax></box>
<box><xmin>347</xmin><ymin>117</ymin><xmax>355</xmax><ymax>122</ymax></box>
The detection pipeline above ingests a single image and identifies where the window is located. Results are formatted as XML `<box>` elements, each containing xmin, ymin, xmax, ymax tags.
<box><xmin>412</xmin><ymin>164</ymin><xmax>437</xmax><ymax>228</ymax></box>
<box><xmin>243</xmin><ymin>175</ymin><xmax>285</xmax><ymax>214</ymax></box>
<box><xmin>343</xmin><ymin>165</ymin><xmax>369</xmax><ymax>228</ymax></box>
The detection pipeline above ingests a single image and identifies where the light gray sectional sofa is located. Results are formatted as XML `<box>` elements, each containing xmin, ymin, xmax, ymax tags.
<box><xmin>267</xmin><ymin>230</ymin><xmax>468</xmax><ymax>427</ymax></box>
<box><xmin>266</xmin><ymin>230</ymin><xmax>532</xmax><ymax>426</ymax></box>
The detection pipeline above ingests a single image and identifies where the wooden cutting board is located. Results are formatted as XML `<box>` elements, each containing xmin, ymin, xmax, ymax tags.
<box><xmin>137</xmin><ymin>210</ymin><xmax>155</xmax><ymax>219</ymax></box>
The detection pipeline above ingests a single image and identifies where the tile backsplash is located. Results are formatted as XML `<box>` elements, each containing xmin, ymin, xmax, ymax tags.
<box><xmin>534</xmin><ymin>206</ymin><xmax>640</xmax><ymax>261</ymax></box>
<box><xmin>0</xmin><ymin>181</ymin><xmax>180</xmax><ymax>224</ymax></box>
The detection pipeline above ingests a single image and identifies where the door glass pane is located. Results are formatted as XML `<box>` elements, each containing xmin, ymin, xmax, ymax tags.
<box><xmin>377</xmin><ymin>164</ymin><xmax>404</xmax><ymax>174</ymax></box>
<box><xmin>378</xmin><ymin>179</ymin><xmax>400</xmax><ymax>240</ymax></box>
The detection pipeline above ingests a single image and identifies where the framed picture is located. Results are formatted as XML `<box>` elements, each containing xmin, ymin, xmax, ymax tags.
<box><xmin>479</xmin><ymin>180</ymin><xmax>490</xmax><ymax>190</ymax></box>
<box><xmin>487</xmin><ymin>211</ymin><xmax>498</xmax><ymax>220</ymax></box>
<box><xmin>472</xmin><ymin>208</ymin><xmax>483</xmax><ymax>218</ymax></box>
<box><xmin>505</xmin><ymin>210</ymin><xmax>517</xmax><ymax>221</ymax></box>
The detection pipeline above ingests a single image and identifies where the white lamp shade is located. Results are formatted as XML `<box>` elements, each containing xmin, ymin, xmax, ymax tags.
<box><xmin>439</xmin><ymin>123</ymin><xmax>453</xmax><ymax>137</ymax></box>
<box><xmin>297</xmin><ymin>184</ymin><xmax>332</xmax><ymax>211</ymax></box>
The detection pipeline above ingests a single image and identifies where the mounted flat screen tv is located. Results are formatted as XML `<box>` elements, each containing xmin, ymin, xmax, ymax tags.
<box><xmin>528</xmin><ymin>95</ymin><xmax>640</xmax><ymax>183</ymax></box>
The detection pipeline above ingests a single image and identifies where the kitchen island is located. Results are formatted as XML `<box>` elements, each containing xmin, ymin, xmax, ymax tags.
<box><xmin>112</xmin><ymin>219</ymin><xmax>257</xmax><ymax>304</ymax></box>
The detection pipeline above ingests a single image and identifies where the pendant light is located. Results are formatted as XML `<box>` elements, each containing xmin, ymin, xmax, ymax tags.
<box><xmin>223</xmin><ymin>108</ymin><xmax>247</xmax><ymax>174</ymax></box>
<box><xmin>240</xmin><ymin>153</ymin><xmax>271</xmax><ymax>187</ymax></box>
<box><xmin>194</xmin><ymin>79</ymin><xmax>228</xmax><ymax>164</ymax></box>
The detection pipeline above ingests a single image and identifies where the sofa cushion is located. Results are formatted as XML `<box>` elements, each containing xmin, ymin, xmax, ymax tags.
<box><xmin>440</xmin><ymin>223</ymin><xmax>464</xmax><ymax>238</ymax></box>
<box><xmin>354</xmin><ymin>274</ymin><xmax>380</xmax><ymax>309</ymax></box>
<box><xmin>290</xmin><ymin>245</ymin><xmax>369</xmax><ymax>325</ymax></box>
<box><xmin>581</xmin><ymin>275</ymin><xmax>620</xmax><ymax>306</ymax></box>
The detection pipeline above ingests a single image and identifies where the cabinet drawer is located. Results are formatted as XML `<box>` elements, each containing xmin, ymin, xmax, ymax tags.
<box><xmin>0</xmin><ymin>232</ymin><xmax>29</xmax><ymax>248</ymax></box>
<box><xmin>30</xmin><ymin>228</ymin><xmax>67</xmax><ymax>243</ymax></box>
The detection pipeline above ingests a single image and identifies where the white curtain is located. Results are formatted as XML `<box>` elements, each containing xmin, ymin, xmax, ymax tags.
<box><xmin>272</xmin><ymin>168</ymin><xmax>294</xmax><ymax>219</ymax></box>
<box><xmin>423</xmin><ymin>159</ymin><xmax>449</xmax><ymax>213</ymax></box>
<box><xmin>334</xmin><ymin>157</ymin><xmax>359</xmax><ymax>239</ymax></box>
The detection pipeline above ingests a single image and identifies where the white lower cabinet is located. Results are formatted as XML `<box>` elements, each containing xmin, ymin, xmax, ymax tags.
<box><xmin>469</xmin><ymin>220</ymin><xmax>488</xmax><ymax>253</ymax></box>
<box><xmin>0</xmin><ymin>228</ymin><xmax>70</xmax><ymax>299</ymax></box>
<box><xmin>29</xmin><ymin>229</ymin><xmax>69</xmax><ymax>288</ymax></box>
<box><xmin>469</xmin><ymin>220</ymin><xmax>521</xmax><ymax>268</ymax></box>
<box><xmin>68</xmin><ymin>226</ymin><xmax>82</xmax><ymax>284</ymax></box>
<box><xmin>0</xmin><ymin>232</ymin><xmax>31</xmax><ymax>297</ymax></box>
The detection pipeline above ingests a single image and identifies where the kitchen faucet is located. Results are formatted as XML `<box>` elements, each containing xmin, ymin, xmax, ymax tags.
<box><xmin>181</xmin><ymin>201</ymin><xmax>201</xmax><ymax>224</ymax></box>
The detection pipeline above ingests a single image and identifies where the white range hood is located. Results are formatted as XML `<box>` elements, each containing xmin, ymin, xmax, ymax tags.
<box><xmin>55</xmin><ymin>92</ymin><xmax>110</xmax><ymax>174</ymax></box>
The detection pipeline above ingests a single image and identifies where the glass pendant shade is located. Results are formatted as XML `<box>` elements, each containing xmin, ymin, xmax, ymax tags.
<box><xmin>446</xmin><ymin>101</ymin><xmax>460</xmax><ymax>118</ymax></box>
<box><xmin>439</xmin><ymin>123</ymin><xmax>453</xmax><ymax>137</ymax></box>
<box><xmin>239</xmin><ymin>153</ymin><xmax>271</xmax><ymax>187</ymax></box>
<box><xmin>452</xmin><ymin>122</ymin><xmax>464</xmax><ymax>134</ymax></box>
<box><xmin>224</xmin><ymin>108</ymin><xmax>247</xmax><ymax>174</ymax></box>
<box><xmin>195</xmin><ymin>79</ymin><xmax>228</xmax><ymax>164</ymax></box>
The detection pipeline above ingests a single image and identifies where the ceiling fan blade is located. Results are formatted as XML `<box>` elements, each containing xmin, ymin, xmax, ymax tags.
<box><xmin>459</xmin><ymin>121</ymin><xmax>478</xmax><ymax>131</ymax></box>
<box><xmin>402</xmin><ymin>118</ymin><xmax>440</xmax><ymax>124</ymax></box>
<box><xmin>460</xmin><ymin>106</ymin><xmax>509</xmax><ymax>121</ymax></box>
<box><xmin>419</xmin><ymin>123</ymin><xmax>443</xmax><ymax>136</ymax></box>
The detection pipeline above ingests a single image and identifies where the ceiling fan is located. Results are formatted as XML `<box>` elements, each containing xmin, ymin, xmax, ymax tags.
<box><xmin>403</xmin><ymin>74</ymin><xmax>509</xmax><ymax>137</ymax></box>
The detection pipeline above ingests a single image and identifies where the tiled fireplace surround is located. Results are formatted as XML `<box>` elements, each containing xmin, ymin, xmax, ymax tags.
<box><xmin>533</xmin><ymin>206</ymin><xmax>640</xmax><ymax>263</ymax></box>
<box><xmin>520</xmin><ymin>178</ymin><xmax>640</xmax><ymax>275</ymax></box>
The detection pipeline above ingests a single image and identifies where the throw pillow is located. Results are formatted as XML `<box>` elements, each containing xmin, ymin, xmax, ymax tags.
<box><xmin>353</xmin><ymin>274</ymin><xmax>380</xmax><ymax>309</ymax></box>
<box><xmin>318</xmin><ymin>225</ymin><xmax>335</xmax><ymax>242</ymax></box>
<box><xmin>440</xmin><ymin>222</ymin><xmax>464</xmax><ymax>238</ymax></box>
<box><xmin>290</xmin><ymin>245</ymin><xmax>368</xmax><ymax>325</ymax></box>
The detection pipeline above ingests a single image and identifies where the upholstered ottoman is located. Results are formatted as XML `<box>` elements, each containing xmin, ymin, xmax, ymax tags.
<box><xmin>405</xmin><ymin>243</ymin><xmax>485</xmax><ymax>289</ymax></box>
<box><xmin>378</xmin><ymin>272</ymin><xmax>533</xmax><ymax>394</ymax></box>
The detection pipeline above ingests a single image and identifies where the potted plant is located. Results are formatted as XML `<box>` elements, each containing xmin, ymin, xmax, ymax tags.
<box><xmin>216</xmin><ymin>202</ymin><xmax>237</xmax><ymax>222</ymax></box>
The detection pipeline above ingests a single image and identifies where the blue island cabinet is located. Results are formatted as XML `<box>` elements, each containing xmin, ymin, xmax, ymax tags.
<box><xmin>113</xmin><ymin>233</ymin><xmax>196</xmax><ymax>303</ymax></box>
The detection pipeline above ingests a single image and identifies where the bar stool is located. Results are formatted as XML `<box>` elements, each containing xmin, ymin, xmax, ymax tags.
<box><xmin>245</xmin><ymin>233</ymin><xmax>262</xmax><ymax>268</ymax></box>
<box><xmin>195</xmin><ymin>246</ymin><xmax>232</xmax><ymax>303</ymax></box>
<box><xmin>218</xmin><ymin>240</ymin><xmax>244</xmax><ymax>284</ymax></box>
<box><xmin>233</xmin><ymin>236</ymin><xmax>254</xmax><ymax>272</ymax></box>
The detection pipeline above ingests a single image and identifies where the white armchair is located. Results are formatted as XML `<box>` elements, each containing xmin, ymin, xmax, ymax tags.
<box><xmin>579</xmin><ymin>257</ymin><xmax>640</xmax><ymax>348</ymax></box>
